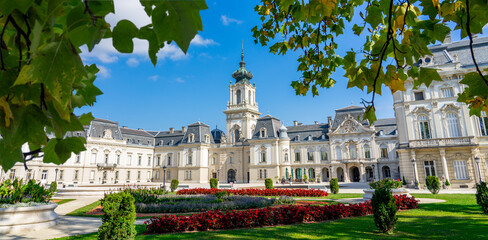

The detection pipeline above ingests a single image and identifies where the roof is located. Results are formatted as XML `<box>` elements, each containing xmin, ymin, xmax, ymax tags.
<box><xmin>428</xmin><ymin>36</ymin><xmax>488</xmax><ymax>69</ymax></box>
<box><xmin>286</xmin><ymin>123</ymin><xmax>329</xmax><ymax>142</ymax></box>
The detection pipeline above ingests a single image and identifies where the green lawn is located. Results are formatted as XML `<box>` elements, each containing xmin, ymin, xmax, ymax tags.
<box><xmin>53</xmin><ymin>199</ymin><xmax>75</xmax><ymax>205</ymax></box>
<box><xmin>54</xmin><ymin>194</ymin><xmax>488</xmax><ymax>239</ymax></box>
<box><xmin>66</xmin><ymin>200</ymin><xmax>101</xmax><ymax>217</ymax></box>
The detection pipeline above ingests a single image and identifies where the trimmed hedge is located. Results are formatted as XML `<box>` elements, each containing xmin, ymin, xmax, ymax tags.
<box><xmin>426</xmin><ymin>176</ymin><xmax>441</xmax><ymax>194</ymax></box>
<box><xmin>98</xmin><ymin>191</ymin><xmax>136</xmax><ymax>240</ymax></box>
<box><xmin>476</xmin><ymin>181</ymin><xmax>488</xmax><ymax>214</ymax></box>
<box><xmin>264</xmin><ymin>178</ymin><xmax>273</xmax><ymax>189</ymax></box>
<box><xmin>371</xmin><ymin>187</ymin><xmax>397</xmax><ymax>233</ymax></box>
<box><xmin>170</xmin><ymin>179</ymin><xmax>179</xmax><ymax>192</ymax></box>
<box><xmin>330</xmin><ymin>178</ymin><xmax>339</xmax><ymax>194</ymax></box>
<box><xmin>210</xmin><ymin>178</ymin><xmax>218</xmax><ymax>189</ymax></box>
<box><xmin>145</xmin><ymin>195</ymin><xmax>418</xmax><ymax>234</ymax></box>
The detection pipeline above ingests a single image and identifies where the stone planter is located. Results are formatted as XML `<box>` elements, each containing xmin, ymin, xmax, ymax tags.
<box><xmin>0</xmin><ymin>203</ymin><xmax>58</xmax><ymax>234</ymax></box>
<box><xmin>363</xmin><ymin>188</ymin><xmax>412</xmax><ymax>200</ymax></box>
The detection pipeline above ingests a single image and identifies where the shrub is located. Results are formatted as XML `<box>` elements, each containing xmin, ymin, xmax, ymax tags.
<box><xmin>170</xmin><ymin>179</ymin><xmax>179</xmax><ymax>192</ymax></box>
<box><xmin>476</xmin><ymin>181</ymin><xmax>488</xmax><ymax>214</ymax></box>
<box><xmin>264</xmin><ymin>178</ymin><xmax>273</xmax><ymax>189</ymax></box>
<box><xmin>177</xmin><ymin>188</ymin><xmax>328</xmax><ymax>197</ymax></box>
<box><xmin>402</xmin><ymin>176</ymin><xmax>407</xmax><ymax>185</ymax></box>
<box><xmin>371</xmin><ymin>187</ymin><xmax>398</xmax><ymax>233</ymax></box>
<box><xmin>210</xmin><ymin>178</ymin><xmax>218</xmax><ymax>189</ymax></box>
<box><xmin>0</xmin><ymin>179</ymin><xmax>53</xmax><ymax>204</ymax></box>
<box><xmin>426</xmin><ymin>176</ymin><xmax>441</xmax><ymax>194</ymax></box>
<box><xmin>49</xmin><ymin>181</ymin><xmax>58</xmax><ymax>193</ymax></box>
<box><xmin>98</xmin><ymin>191</ymin><xmax>136</xmax><ymax>240</ymax></box>
<box><xmin>370</xmin><ymin>179</ymin><xmax>401</xmax><ymax>190</ymax></box>
<box><xmin>274</xmin><ymin>196</ymin><xmax>296</xmax><ymax>205</ymax></box>
<box><xmin>330</xmin><ymin>178</ymin><xmax>339</xmax><ymax>194</ymax></box>
<box><xmin>445</xmin><ymin>179</ymin><xmax>450</xmax><ymax>187</ymax></box>
<box><xmin>214</xmin><ymin>190</ymin><xmax>228</xmax><ymax>199</ymax></box>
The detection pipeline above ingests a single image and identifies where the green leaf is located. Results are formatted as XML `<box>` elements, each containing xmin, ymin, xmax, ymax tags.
<box><xmin>138</xmin><ymin>26</ymin><xmax>160</xmax><ymax>66</ymax></box>
<box><xmin>43</xmin><ymin>137</ymin><xmax>86</xmax><ymax>165</ymax></box>
<box><xmin>418</xmin><ymin>67</ymin><xmax>442</xmax><ymax>87</ymax></box>
<box><xmin>0</xmin><ymin>0</ymin><xmax>34</xmax><ymax>15</ymax></box>
<box><xmin>113</xmin><ymin>20</ymin><xmax>139</xmax><ymax>53</ymax></box>
<box><xmin>0</xmin><ymin>140</ymin><xmax>23</xmax><ymax>170</ymax></box>
<box><xmin>363</xmin><ymin>106</ymin><xmax>377</xmax><ymax>123</ymax></box>
<box><xmin>79</xmin><ymin>112</ymin><xmax>95</xmax><ymax>125</ymax></box>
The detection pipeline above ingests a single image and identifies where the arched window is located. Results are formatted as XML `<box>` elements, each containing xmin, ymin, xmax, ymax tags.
<box><xmin>418</xmin><ymin>115</ymin><xmax>431</xmax><ymax>139</ymax></box>
<box><xmin>320</xmin><ymin>148</ymin><xmax>328</xmax><ymax>161</ymax></box>
<box><xmin>260</xmin><ymin>128</ymin><xmax>267</xmax><ymax>138</ymax></box>
<box><xmin>205</xmin><ymin>135</ymin><xmax>210</xmax><ymax>143</ymax></box>
<box><xmin>236</xmin><ymin>89</ymin><xmax>241</xmax><ymax>104</ymax></box>
<box><xmin>335</xmin><ymin>146</ymin><xmax>342</xmax><ymax>160</ymax></box>
<box><xmin>248</xmin><ymin>90</ymin><xmax>251</xmax><ymax>104</ymax></box>
<box><xmin>261</xmin><ymin>150</ymin><xmax>266</xmax><ymax>162</ymax></box>
<box><xmin>446</xmin><ymin>112</ymin><xmax>461</xmax><ymax>137</ymax></box>
<box><xmin>284</xmin><ymin>153</ymin><xmax>289</xmax><ymax>162</ymax></box>
<box><xmin>294</xmin><ymin>149</ymin><xmax>301</xmax><ymax>162</ymax></box>
<box><xmin>349</xmin><ymin>144</ymin><xmax>357</xmax><ymax>159</ymax></box>
<box><xmin>234</xmin><ymin>129</ymin><xmax>240</xmax><ymax>142</ymax></box>
<box><xmin>382</xmin><ymin>166</ymin><xmax>391</xmax><ymax>178</ymax></box>
<box><xmin>188</xmin><ymin>134</ymin><xmax>195</xmax><ymax>143</ymax></box>
<box><xmin>364</xmin><ymin>145</ymin><xmax>371</xmax><ymax>158</ymax></box>
<box><xmin>229</xmin><ymin>157</ymin><xmax>233</xmax><ymax>164</ymax></box>
<box><xmin>187</xmin><ymin>151</ymin><xmax>193</xmax><ymax>165</ymax></box>
<box><xmin>307</xmin><ymin>149</ymin><xmax>314</xmax><ymax>161</ymax></box>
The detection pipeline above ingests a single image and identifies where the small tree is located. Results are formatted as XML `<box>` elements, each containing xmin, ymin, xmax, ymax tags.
<box><xmin>98</xmin><ymin>191</ymin><xmax>136</xmax><ymax>240</ymax></box>
<box><xmin>170</xmin><ymin>179</ymin><xmax>179</xmax><ymax>192</ymax></box>
<box><xmin>265</xmin><ymin>178</ymin><xmax>273</xmax><ymax>189</ymax></box>
<box><xmin>445</xmin><ymin>179</ymin><xmax>451</xmax><ymax>188</ymax></box>
<box><xmin>371</xmin><ymin>186</ymin><xmax>398</xmax><ymax>233</ymax></box>
<box><xmin>402</xmin><ymin>176</ymin><xmax>407</xmax><ymax>186</ymax></box>
<box><xmin>49</xmin><ymin>181</ymin><xmax>58</xmax><ymax>193</ymax></box>
<box><xmin>330</xmin><ymin>178</ymin><xmax>339</xmax><ymax>194</ymax></box>
<box><xmin>476</xmin><ymin>181</ymin><xmax>488</xmax><ymax>214</ymax></box>
<box><xmin>426</xmin><ymin>176</ymin><xmax>441</xmax><ymax>194</ymax></box>
<box><xmin>209</xmin><ymin>178</ymin><xmax>218</xmax><ymax>189</ymax></box>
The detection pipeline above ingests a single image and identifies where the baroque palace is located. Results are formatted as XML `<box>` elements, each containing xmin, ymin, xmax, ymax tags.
<box><xmin>2</xmin><ymin>36</ymin><xmax>488</xmax><ymax>188</ymax></box>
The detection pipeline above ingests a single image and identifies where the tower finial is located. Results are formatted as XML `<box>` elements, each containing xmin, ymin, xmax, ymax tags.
<box><xmin>241</xmin><ymin>40</ymin><xmax>244</xmax><ymax>61</ymax></box>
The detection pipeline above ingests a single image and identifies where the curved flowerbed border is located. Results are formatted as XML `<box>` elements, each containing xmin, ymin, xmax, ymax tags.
<box><xmin>145</xmin><ymin>195</ymin><xmax>418</xmax><ymax>234</ymax></box>
<box><xmin>177</xmin><ymin>188</ymin><xmax>328</xmax><ymax>197</ymax></box>
<box><xmin>0</xmin><ymin>203</ymin><xmax>58</xmax><ymax>234</ymax></box>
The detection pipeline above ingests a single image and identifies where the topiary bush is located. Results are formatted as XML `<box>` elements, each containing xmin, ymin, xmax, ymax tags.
<box><xmin>98</xmin><ymin>191</ymin><xmax>136</xmax><ymax>240</ymax></box>
<box><xmin>476</xmin><ymin>181</ymin><xmax>488</xmax><ymax>214</ymax></box>
<box><xmin>371</xmin><ymin>186</ymin><xmax>398</xmax><ymax>233</ymax></box>
<box><xmin>330</xmin><ymin>178</ymin><xmax>339</xmax><ymax>194</ymax></box>
<box><xmin>264</xmin><ymin>178</ymin><xmax>273</xmax><ymax>189</ymax></box>
<box><xmin>210</xmin><ymin>178</ymin><xmax>218</xmax><ymax>189</ymax></box>
<box><xmin>49</xmin><ymin>181</ymin><xmax>58</xmax><ymax>193</ymax></box>
<box><xmin>402</xmin><ymin>176</ymin><xmax>407</xmax><ymax>185</ymax></box>
<box><xmin>445</xmin><ymin>179</ymin><xmax>450</xmax><ymax>187</ymax></box>
<box><xmin>426</xmin><ymin>176</ymin><xmax>441</xmax><ymax>194</ymax></box>
<box><xmin>170</xmin><ymin>179</ymin><xmax>179</xmax><ymax>192</ymax></box>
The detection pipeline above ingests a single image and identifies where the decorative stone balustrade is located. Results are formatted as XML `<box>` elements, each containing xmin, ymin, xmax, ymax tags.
<box><xmin>409</xmin><ymin>137</ymin><xmax>475</xmax><ymax>148</ymax></box>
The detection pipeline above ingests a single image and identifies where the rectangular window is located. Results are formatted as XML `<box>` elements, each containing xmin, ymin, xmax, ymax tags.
<box><xmin>9</xmin><ymin>169</ymin><xmax>15</xmax><ymax>179</ymax></box>
<box><xmin>76</xmin><ymin>154</ymin><xmax>80</xmax><ymax>163</ymax></box>
<box><xmin>248</xmin><ymin>156</ymin><xmax>250</xmax><ymax>163</ymax></box>
<box><xmin>261</xmin><ymin>152</ymin><xmax>266</xmax><ymax>162</ymax></box>
<box><xmin>138</xmin><ymin>156</ymin><xmax>142</xmax><ymax>166</ymax></box>
<box><xmin>59</xmin><ymin>170</ymin><xmax>64</xmax><ymax>180</ymax></box>
<box><xmin>91</xmin><ymin>153</ymin><xmax>96</xmax><ymax>164</ymax></box>
<box><xmin>117</xmin><ymin>155</ymin><xmax>120</xmax><ymax>165</ymax></box>
<box><xmin>259</xmin><ymin>169</ymin><xmax>263</xmax><ymax>179</ymax></box>
<box><xmin>295</xmin><ymin>152</ymin><xmax>301</xmax><ymax>162</ymax></box>
<box><xmin>307</xmin><ymin>152</ymin><xmax>314</xmax><ymax>161</ymax></box>
<box><xmin>230</xmin><ymin>157</ymin><xmax>233</xmax><ymax>164</ymax></box>
<box><xmin>212</xmin><ymin>157</ymin><xmax>216</xmax><ymax>165</ymax></box>
<box><xmin>157</xmin><ymin>156</ymin><xmax>161</xmax><ymax>166</ymax></box>
<box><xmin>74</xmin><ymin>170</ymin><xmax>79</xmax><ymax>180</ymax></box>
<box><xmin>147</xmin><ymin>171</ymin><xmax>151</xmax><ymax>180</ymax></box>
<box><xmin>89</xmin><ymin>170</ymin><xmax>95</xmax><ymax>180</ymax></box>
<box><xmin>188</xmin><ymin>155</ymin><xmax>192</xmax><ymax>165</ymax></box>
<box><xmin>321</xmin><ymin>151</ymin><xmax>328</xmax><ymax>161</ymax></box>
<box><xmin>137</xmin><ymin>171</ymin><xmax>141</xmax><ymax>180</ymax></box>
<box><xmin>167</xmin><ymin>155</ymin><xmax>172</xmax><ymax>166</ymax></box>
<box><xmin>148</xmin><ymin>156</ymin><xmax>151</xmax><ymax>166</ymax></box>
<box><xmin>285</xmin><ymin>153</ymin><xmax>289</xmax><ymax>162</ymax></box>
<box><xmin>381</xmin><ymin>147</ymin><xmax>388</xmax><ymax>158</ymax></box>
<box><xmin>264</xmin><ymin>169</ymin><xmax>267</xmax><ymax>178</ymax></box>
<box><xmin>127</xmin><ymin>171</ymin><xmax>131</xmax><ymax>180</ymax></box>
<box><xmin>128</xmin><ymin>155</ymin><xmax>132</xmax><ymax>165</ymax></box>
<box><xmin>41</xmin><ymin>170</ymin><xmax>48</xmax><ymax>180</ymax></box>
<box><xmin>414</xmin><ymin>91</ymin><xmax>425</xmax><ymax>101</ymax></box>
<box><xmin>167</xmin><ymin>170</ymin><xmax>171</xmax><ymax>179</ymax></box>
<box><xmin>419</xmin><ymin>121</ymin><xmax>431</xmax><ymax>139</ymax></box>
<box><xmin>453</xmin><ymin>160</ymin><xmax>469</xmax><ymax>180</ymax></box>
<box><xmin>104</xmin><ymin>154</ymin><xmax>109</xmax><ymax>164</ymax></box>
<box><xmin>479</xmin><ymin>117</ymin><xmax>488</xmax><ymax>136</ymax></box>
<box><xmin>155</xmin><ymin>171</ymin><xmax>160</xmax><ymax>180</ymax></box>
<box><xmin>115</xmin><ymin>171</ymin><xmax>119</xmax><ymax>180</ymax></box>
<box><xmin>441</xmin><ymin>87</ymin><xmax>454</xmax><ymax>98</ymax></box>
<box><xmin>424</xmin><ymin>161</ymin><xmax>436</xmax><ymax>177</ymax></box>
<box><xmin>364</xmin><ymin>147</ymin><xmax>371</xmax><ymax>159</ymax></box>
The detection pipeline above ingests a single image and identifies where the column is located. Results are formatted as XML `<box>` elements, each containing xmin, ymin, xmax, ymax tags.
<box><xmin>411</xmin><ymin>150</ymin><xmax>420</xmax><ymax>188</ymax></box>
<box><xmin>316</xmin><ymin>168</ymin><xmax>321</xmax><ymax>182</ymax></box>
<box><xmin>360</xmin><ymin>164</ymin><xmax>366</xmax><ymax>183</ymax></box>
<box><xmin>439</xmin><ymin>149</ymin><xmax>450</xmax><ymax>182</ymax></box>
<box><xmin>343</xmin><ymin>164</ymin><xmax>349</xmax><ymax>183</ymax></box>
<box><xmin>472</xmin><ymin>149</ymin><xmax>482</xmax><ymax>183</ymax></box>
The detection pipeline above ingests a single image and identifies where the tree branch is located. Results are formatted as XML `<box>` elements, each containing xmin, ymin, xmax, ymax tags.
<box><xmin>466</xmin><ymin>0</ymin><xmax>488</xmax><ymax>86</ymax></box>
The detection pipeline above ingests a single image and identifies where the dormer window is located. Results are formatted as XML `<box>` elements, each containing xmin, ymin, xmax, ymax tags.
<box><xmin>188</xmin><ymin>134</ymin><xmax>195</xmax><ymax>143</ymax></box>
<box><xmin>414</xmin><ymin>91</ymin><xmax>425</xmax><ymax>101</ymax></box>
<box><xmin>260</xmin><ymin>128</ymin><xmax>267</xmax><ymax>138</ymax></box>
<box><xmin>205</xmin><ymin>134</ymin><xmax>210</xmax><ymax>143</ymax></box>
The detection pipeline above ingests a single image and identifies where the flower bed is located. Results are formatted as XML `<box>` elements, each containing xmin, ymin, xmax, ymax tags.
<box><xmin>135</xmin><ymin>195</ymin><xmax>275</xmax><ymax>213</ymax></box>
<box><xmin>177</xmin><ymin>188</ymin><xmax>328</xmax><ymax>197</ymax></box>
<box><xmin>145</xmin><ymin>195</ymin><xmax>418</xmax><ymax>234</ymax></box>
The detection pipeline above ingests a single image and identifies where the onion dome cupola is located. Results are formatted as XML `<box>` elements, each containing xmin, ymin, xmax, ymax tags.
<box><xmin>211</xmin><ymin>126</ymin><xmax>225</xmax><ymax>143</ymax></box>
<box><xmin>231</xmin><ymin>49</ymin><xmax>253</xmax><ymax>84</ymax></box>
<box><xmin>279</xmin><ymin>124</ymin><xmax>289</xmax><ymax>139</ymax></box>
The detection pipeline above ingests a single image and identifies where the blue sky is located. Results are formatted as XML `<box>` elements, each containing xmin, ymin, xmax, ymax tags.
<box><xmin>77</xmin><ymin>0</ymin><xmax>398</xmax><ymax>131</ymax></box>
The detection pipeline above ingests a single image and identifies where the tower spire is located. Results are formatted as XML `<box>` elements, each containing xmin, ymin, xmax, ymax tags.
<box><xmin>241</xmin><ymin>40</ymin><xmax>244</xmax><ymax>61</ymax></box>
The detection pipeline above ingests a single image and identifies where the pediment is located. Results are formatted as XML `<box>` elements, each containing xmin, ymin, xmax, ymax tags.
<box><xmin>329</xmin><ymin>115</ymin><xmax>372</xmax><ymax>135</ymax></box>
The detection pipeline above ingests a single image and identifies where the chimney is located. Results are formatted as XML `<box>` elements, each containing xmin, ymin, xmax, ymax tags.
<box><xmin>138</xmin><ymin>128</ymin><xmax>143</xmax><ymax>131</ymax></box>
<box><xmin>293</xmin><ymin>120</ymin><xmax>298</xmax><ymax>126</ymax></box>
<box><xmin>122</xmin><ymin>126</ymin><xmax>127</xmax><ymax>128</ymax></box>
<box><xmin>169</xmin><ymin>128</ymin><xmax>174</xmax><ymax>134</ymax></box>
<box><xmin>182</xmin><ymin>126</ymin><xmax>186</xmax><ymax>132</ymax></box>
<box><xmin>314</xmin><ymin>121</ymin><xmax>318</xmax><ymax>125</ymax></box>
<box><xmin>443</xmin><ymin>32</ymin><xmax>451</xmax><ymax>44</ymax></box>
<box><xmin>328</xmin><ymin>116</ymin><xmax>332</xmax><ymax>126</ymax></box>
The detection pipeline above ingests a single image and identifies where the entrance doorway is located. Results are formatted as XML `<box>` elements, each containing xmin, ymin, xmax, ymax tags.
<box><xmin>227</xmin><ymin>169</ymin><xmax>236</xmax><ymax>183</ymax></box>
<box><xmin>350</xmin><ymin>167</ymin><xmax>360</xmax><ymax>182</ymax></box>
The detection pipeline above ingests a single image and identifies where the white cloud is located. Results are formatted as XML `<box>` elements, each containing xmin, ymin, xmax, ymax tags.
<box><xmin>105</xmin><ymin>0</ymin><xmax>151</xmax><ymax>28</ymax></box>
<box><xmin>221</xmin><ymin>15</ymin><xmax>243</xmax><ymax>26</ymax></box>
<box><xmin>126</xmin><ymin>57</ymin><xmax>140</xmax><ymax>67</ymax></box>
<box><xmin>191</xmin><ymin>35</ymin><xmax>218</xmax><ymax>46</ymax></box>
<box><xmin>176</xmin><ymin>77</ymin><xmax>185</xmax><ymax>83</ymax></box>
<box><xmin>97</xmin><ymin>65</ymin><xmax>110</xmax><ymax>78</ymax></box>
<box><xmin>148</xmin><ymin>75</ymin><xmax>159</xmax><ymax>81</ymax></box>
